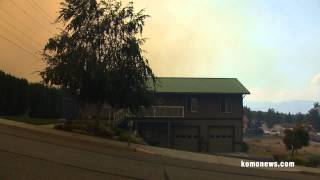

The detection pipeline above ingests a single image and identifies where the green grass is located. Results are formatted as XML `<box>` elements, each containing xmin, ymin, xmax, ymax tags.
<box><xmin>0</xmin><ymin>116</ymin><xmax>61</xmax><ymax>125</ymax></box>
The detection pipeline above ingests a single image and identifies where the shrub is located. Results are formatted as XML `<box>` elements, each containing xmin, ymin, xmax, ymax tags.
<box><xmin>0</xmin><ymin>71</ymin><xmax>29</xmax><ymax>116</ymax></box>
<box><xmin>286</xmin><ymin>156</ymin><xmax>307</xmax><ymax>166</ymax></box>
<box><xmin>29</xmin><ymin>83</ymin><xmax>63</xmax><ymax>119</ymax></box>
<box><xmin>305</xmin><ymin>154</ymin><xmax>320</xmax><ymax>167</ymax></box>
<box><xmin>119</xmin><ymin>131</ymin><xmax>132</xmax><ymax>142</ymax></box>
<box><xmin>97</xmin><ymin>124</ymin><xmax>116</xmax><ymax>137</ymax></box>
<box><xmin>241</xmin><ymin>142</ymin><xmax>249</xmax><ymax>152</ymax></box>
<box><xmin>273</xmin><ymin>154</ymin><xmax>287</xmax><ymax>162</ymax></box>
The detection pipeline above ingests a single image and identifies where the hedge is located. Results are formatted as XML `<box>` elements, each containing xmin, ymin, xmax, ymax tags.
<box><xmin>0</xmin><ymin>70</ymin><xmax>63</xmax><ymax>118</ymax></box>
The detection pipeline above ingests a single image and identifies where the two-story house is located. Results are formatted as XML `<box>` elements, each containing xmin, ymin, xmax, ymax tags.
<box><xmin>133</xmin><ymin>77</ymin><xmax>250</xmax><ymax>153</ymax></box>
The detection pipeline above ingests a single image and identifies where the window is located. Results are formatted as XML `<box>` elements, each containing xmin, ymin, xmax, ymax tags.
<box><xmin>191</xmin><ymin>98</ymin><xmax>198</xmax><ymax>112</ymax></box>
<box><xmin>220</xmin><ymin>97</ymin><xmax>232</xmax><ymax>113</ymax></box>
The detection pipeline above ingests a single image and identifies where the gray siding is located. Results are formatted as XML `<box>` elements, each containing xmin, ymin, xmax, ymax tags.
<box><xmin>136</xmin><ymin>93</ymin><xmax>245</xmax><ymax>153</ymax></box>
<box><xmin>154</xmin><ymin>93</ymin><xmax>243</xmax><ymax>119</ymax></box>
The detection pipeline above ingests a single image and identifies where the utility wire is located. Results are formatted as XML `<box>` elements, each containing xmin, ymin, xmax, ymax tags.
<box><xmin>30</xmin><ymin>0</ymin><xmax>55</xmax><ymax>21</ymax></box>
<box><xmin>0</xmin><ymin>16</ymin><xmax>43</xmax><ymax>48</ymax></box>
<box><xmin>0</xmin><ymin>34</ymin><xmax>40</xmax><ymax>59</ymax></box>
<box><xmin>0</xmin><ymin>8</ymin><xmax>36</xmax><ymax>35</ymax></box>
<box><xmin>25</xmin><ymin>0</ymin><xmax>53</xmax><ymax>23</ymax></box>
<box><xmin>8</xmin><ymin>0</ymin><xmax>54</xmax><ymax>35</ymax></box>
<box><xmin>0</xmin><ymin>23</ymin><xmax>40</xmax><ymax>51</ymax></box>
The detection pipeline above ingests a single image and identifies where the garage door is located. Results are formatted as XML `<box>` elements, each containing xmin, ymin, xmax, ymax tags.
<box><xmin>173</xmin><ymin>126</ymin><xmax>200</xmax><ymax>152</ymax></box>
<box><xmin>208</xmin><ymin>127</ymin><xmax>234</xmax><ymax>153</ymax></box>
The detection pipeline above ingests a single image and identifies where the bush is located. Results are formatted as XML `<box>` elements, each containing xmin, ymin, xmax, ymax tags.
<box><xmin>97</xmin><ymin>124</ymin><xmax>116</xmax><ymax>137</ymax></box>
<box><xmin>119</xmin><ymin>131</ymin><xmax>132</xmax><ymax>142</ymax></box>
<box><xmin>29</xmin><ymin>83</ymin><xmax>63</xmax><ymax>118</ymax></box>
<box><xmin>305</xmin><ymin>154</ymin><xmax>320</xmax><ymax>167</ymax></box>
<box><xmin>241</xmin><ymin>142</ymin><xmax>249</xmax><ymax>152</ymax></box>
<box><xmin>273</xmin><ymin>154</ymin><xmax>287</xmax><ymax>162</ymax></box>
<box><xmin>286</xmin><ymin>156</ymin><xmax>307</xmax><ymax>166</ymax></box>
<box><xmin>0</xmin><ymin>71</ymin><xmax>29</xmax><ymax>116</ymax></box>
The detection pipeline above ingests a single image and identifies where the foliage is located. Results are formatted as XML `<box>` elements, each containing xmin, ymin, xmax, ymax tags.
<box><xmin>283</xmin><ymin>126</ymin><xmax>309</xmax><ymax>156</ymax></box>
<box><xmin>41</xmin><ymin>0</ymin><xmax>156</xmax><ymax>113</ymax></box>
<box><xmin>272</xmin><ymin>154</ymin><xmax>287</xmax><ymax>162</ymax></box>
<box><xmin>306</xmin><ymin>102</ymin><xmax>320</xmax><ymax>131</ymax></box>
<box><xmin>55</xmin><ymin>120</ymin><xmax>144</xmax><ymax>143</ymax></box>
<box><xmin>241</xmin><ymin>142</ymin><xmax>249</xmax><ymax>152</ymax></box>
<box><xmin>29</xmin><ymin>83</ymin><xmax>63</xmax><ymax>118</ymax></box>
<box><xmin>0</xmin><ymin>71</ymin><xmax>29</xmax><ymax>116</ymax></box>
<box><xmin>244</xmin><ymin>106</ymin><xmax>307</xmax><ymax>129</ymax></box>
<box><xmin>1</xmin><ymin>116</ymin><xmax>61</xmax><ymax>125</ymax></box>
<box><xmin>305</xmin><ymin>154</ymin><xmax>320</xmax><ymax>167</ymax></box>
<box><xmin>119</xmin><ymin>131</ymin><xmax>132</xmax><ymax>141</ymax></box>
<box><xmin>0</xmin><ymin>70</ymin><xmax>64</xmax><ymax>119</ymax></box>
<box><xmin>273</xmin><ymin>153</ymin><xmax>320</xmax><ymax>167</ymax></box>
<box><xmin>286</xmin><ymin>156</ymin><xmax>307</xmax><ymax>166</ymax></box>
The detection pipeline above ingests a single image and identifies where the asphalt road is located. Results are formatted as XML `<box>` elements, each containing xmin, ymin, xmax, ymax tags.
<box><xmin>0</xmin><ymin>124</ymin><xmax>319</xmax><ymax>180</ymax></box>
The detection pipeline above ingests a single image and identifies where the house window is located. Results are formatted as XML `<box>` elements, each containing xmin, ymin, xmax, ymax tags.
<box><xmin>220</xmin><ymin>97</ymin><xmax>232</xmax><ymax>113</ymax></box>
<box><xmin>191</xmin><ymin>98</ymin><xmax>198</xmax><ymax>112</ymax></box>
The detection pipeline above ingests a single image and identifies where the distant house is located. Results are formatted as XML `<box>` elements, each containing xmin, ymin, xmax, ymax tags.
<box><xmin>131</xmin><ymin>77</ymin><xmax>250</xmax><ymax>153</ymax></box>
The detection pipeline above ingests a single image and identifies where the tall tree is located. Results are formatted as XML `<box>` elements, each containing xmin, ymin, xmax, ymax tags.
<box><xmin>41</xmin><ymin>0</ymin><xmax>156</xmax><ymax>113</ymax></box>
<box><xmin>306</xmin><ymin>102</ymin><xmax>320</xmax><ymax>131</ymax></box>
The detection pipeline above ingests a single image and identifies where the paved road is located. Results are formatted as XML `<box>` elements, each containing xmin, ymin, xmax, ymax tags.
<box><xmin>0</xmin><ymin>124</ymin><xmax>319</xmax><ymax>180</ymax></box>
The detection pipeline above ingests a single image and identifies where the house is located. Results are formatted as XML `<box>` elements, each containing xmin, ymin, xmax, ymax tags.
<box><xmin>132</xmin><ymin>77</ymin><xmax>250</xmax><ymax>153</ymax></box>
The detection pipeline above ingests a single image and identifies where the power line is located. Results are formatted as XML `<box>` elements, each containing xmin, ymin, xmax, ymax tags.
<box><xmin>0</xmin><ymin>23</ymin><xmax>39</xmax><ymax>51</ymax></box>
<box><xmin>0</xmin><ymin>16</ymin><xmax>43</xmax><ymax>48</ymax></box>
<box><xmin>0</xmin><ymin>8</ymin><xmax>36</xmax><ymax>34</ymax></box>
<box><xmin>25</xmin><ymin>0</ymin><xmax>53</xmax><ymax>23</ymax></box>
<box><xmin>8</xmin><ymin>0</ymin><xmax>54</xmax><ymax>35</ymax></box>
<box><xmin>0</xmin><ymin>33</ymin><xmax>40</xmax><ymax>59</ymax></box>
<box><xmin>30</xmin><ymin>0</ymin><xmax>55</xmax><ymax>21</ymax></box>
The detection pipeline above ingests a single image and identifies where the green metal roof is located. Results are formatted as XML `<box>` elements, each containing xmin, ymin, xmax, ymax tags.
<box><xmin>149</xmin><ymin>77</ymin><xmax>250</xmax><ymax>94</ymax></box>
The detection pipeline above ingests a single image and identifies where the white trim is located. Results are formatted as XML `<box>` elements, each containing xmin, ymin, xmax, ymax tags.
<box><xmin>143</xmin><ymin>106</ymin><xmax>185</xmax><ymax>117</ymax></box>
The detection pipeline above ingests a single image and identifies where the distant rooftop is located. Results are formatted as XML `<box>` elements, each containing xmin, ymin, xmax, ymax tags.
<box><xmin>148</xmin><ymin>77</ymin><xmax>250</xmax><ymax>94</ymax></box>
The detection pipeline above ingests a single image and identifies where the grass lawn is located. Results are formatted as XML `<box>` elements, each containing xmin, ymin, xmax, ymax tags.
<box><xmin>0</xmin><ymin>116</ymin><xmax>61</xmax><ymax>125</ymax></box>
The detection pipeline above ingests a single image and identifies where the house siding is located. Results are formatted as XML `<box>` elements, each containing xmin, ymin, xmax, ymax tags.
<box><xmin>134</xmin><ymin>93</ymin><xmax>245</xmax><ymax>153</ymax></box>
<box><xmin>154</xmin><ymin>93</ymin><xmax>243</xmax><ymax>118</ymax></box>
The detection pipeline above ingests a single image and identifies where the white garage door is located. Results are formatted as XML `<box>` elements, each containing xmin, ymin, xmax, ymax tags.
<box><xmin>208</xmin><ymin>127</ymin><xmax>234</xmax><ymax>153</ymax></box>
<box><xmin>173</xmin><ymin>126</ymin><xmax>199</xmax><ymax>152</ymax></box>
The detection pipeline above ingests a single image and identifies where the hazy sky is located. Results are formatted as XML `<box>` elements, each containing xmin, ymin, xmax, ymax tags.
<box><xmin>1</xmin><ymin>0</ymin><xmax>320</xmax><ymax>103</ymax></box>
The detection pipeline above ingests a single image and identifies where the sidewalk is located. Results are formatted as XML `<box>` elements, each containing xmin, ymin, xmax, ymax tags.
<box><xmin>1</xmin><ymin>118</ymin><xmax>320</xmax><ymax>174</ymax></box>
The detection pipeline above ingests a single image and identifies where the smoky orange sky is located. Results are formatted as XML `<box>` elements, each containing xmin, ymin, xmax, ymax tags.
<box><xmin>1</xmin><ymin>0</ymin><xmax>320</xmax><ymax>104</ymax></box>
<box><xmin>1</xmin><ymin>0</ymin><xmax>219</xmax><ymax>82</ymax></box>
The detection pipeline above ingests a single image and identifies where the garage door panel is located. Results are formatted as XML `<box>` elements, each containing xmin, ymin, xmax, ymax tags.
<box><xmin>173</xmin><ymin>126</ymin><xmax>199</xmax><ymax>152</ymax></box>
<box><xmin>208</xmin><ymin>127</ymin><xmax>234</xmax><ymax>153</ymax></box>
